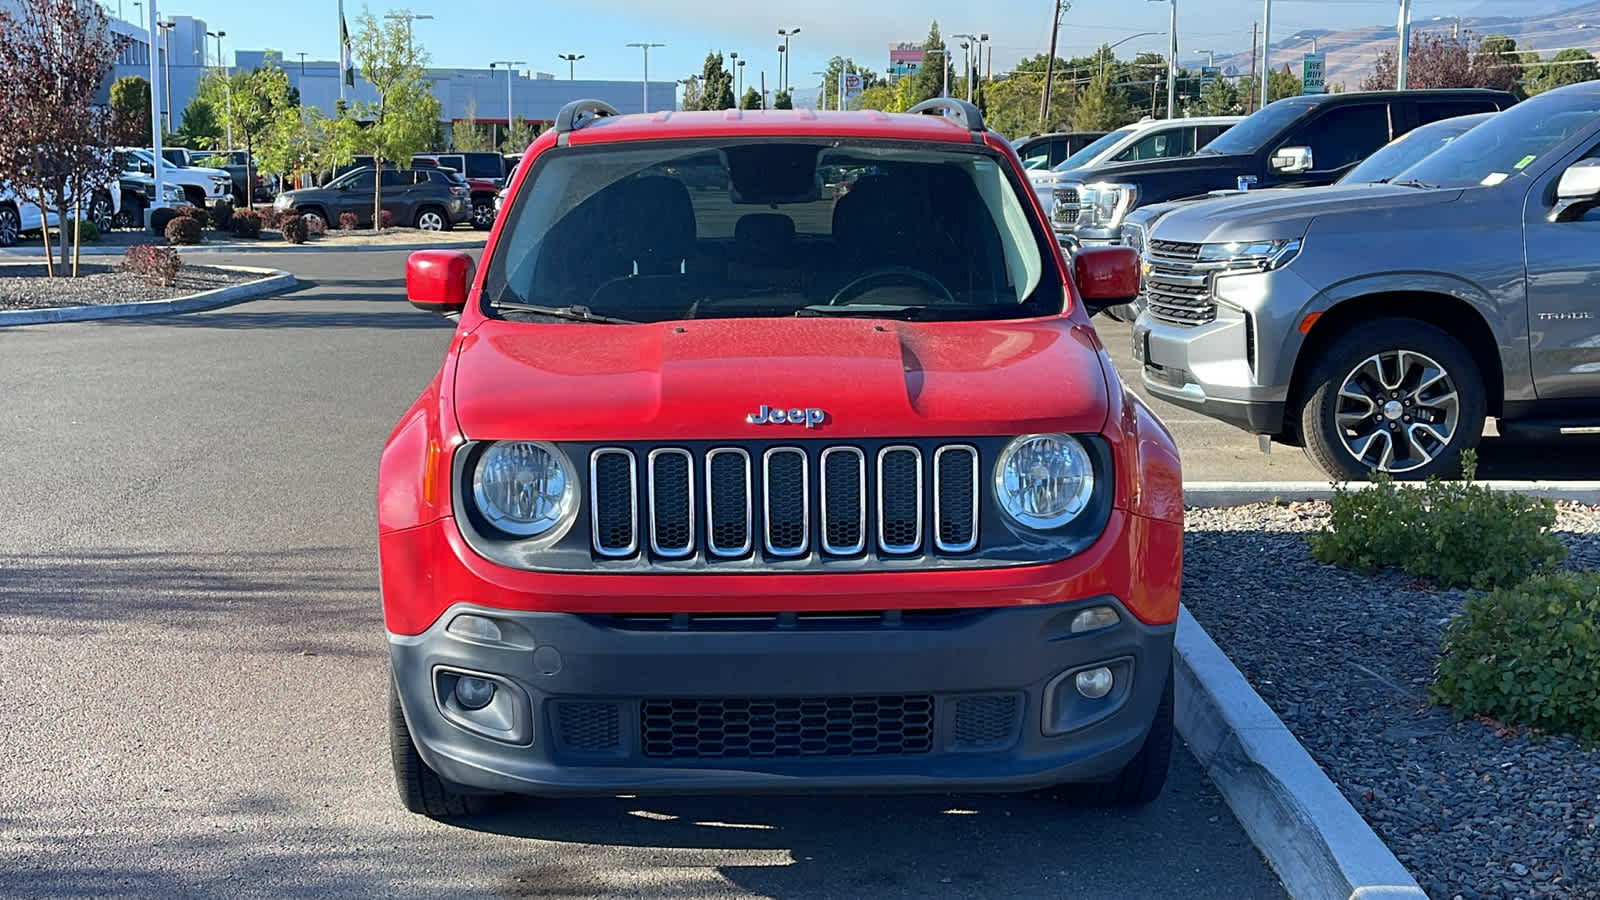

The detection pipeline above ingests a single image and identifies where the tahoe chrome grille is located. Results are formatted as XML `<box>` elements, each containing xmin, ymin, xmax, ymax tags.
<box><xmin>1142</xmin><ymin>238</ymin><xmax>1219</xmax><ymax>327</ymax></box>
<box><xmin>585</xmin><ymin>443</ymin><xmax>981</xmax><ymax>564</ymax></box>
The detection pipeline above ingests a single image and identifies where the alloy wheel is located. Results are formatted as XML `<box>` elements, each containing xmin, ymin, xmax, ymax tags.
<box><xmin>0</xmin><ymin>207</ymin><xmax>18</xmax><ymax>247</ymax></box>
<box><xmin>471</xmin><ymin>202</ymin><xmax>492</xmax><ymax>229</ymax></box>
<box><xmin>418</xmin><ymin>210</ymin><xmax>444</xmax><ymax>231</ymax></box>
<box><xmin>90</xmin><ymin>196</ymin><xmax>115</xmax><ymax>232</ymax></box>
<box><xmin>1334</xmin><ymin>350</ymin><xmax>1461</xmax><ymax>473</ymax></box>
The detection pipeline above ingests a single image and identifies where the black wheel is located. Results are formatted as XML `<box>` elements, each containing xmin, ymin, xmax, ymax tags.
<box><xmin>296</xmin><ymin>207</ymin><xmax>327</xmax><ymax>233</ymax></box>
<box><xmin>388</xmin><ymin>677</ymin><xmax>496</xmax><ymax>818</ymax></box>
<box><xmin>1099</xmin><ymin>302</ymin><xmax>1139</xmax><ymax>323</ymax></box>
<box><xmin>1298</xmin><ymin>317</ymin><xmax>1485</xmax><ymax>481</ymax></box>
<box><xmin>1061</xmin><ymin>670</ymin><xmax>1173</xmax><ymax>807</ymax></box>
<box><xmin>0</xmin><ymin>204</ymin><xmax>19</xmax><ymax>247</ymax></box>
<box><xmin>415</xmin><ymin>206</ymin><xmax>450</xmax><ymax>232</ymax></box>
<box><xmin>116</xmin><ymin>195</ymin><xmax>145</xmax><ymax>231</ymax></box>
<box><xmin>471</xmin><ymin>199</ymin><xmax>494</xmax><ymax>230</ymax></box>
<box><xmin>182</xmin><ymin>186</ymin><xmax>206</xmax><ymax>208</ymax></box>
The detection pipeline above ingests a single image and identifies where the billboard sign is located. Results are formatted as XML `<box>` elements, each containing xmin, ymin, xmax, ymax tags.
<box><xmin>1302</xmin><ymin>53</ymin><xmax>1327</xmax><ymax>94</ymax></box>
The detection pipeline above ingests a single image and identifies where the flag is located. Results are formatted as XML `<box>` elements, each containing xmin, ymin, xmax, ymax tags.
<box><xmin>339</xmin><ymin>1</ymin><xmax>353</xmax><ymax>87</ymax></box>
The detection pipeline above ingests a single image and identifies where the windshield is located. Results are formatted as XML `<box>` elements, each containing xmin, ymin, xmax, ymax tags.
<box><xmin>1396</xmin><ymin>94</ymin><xmax>1600</xmax><ymax>189</ymax></box>
<box><xmin>1054</xmin><ymin>127</ymin><xmax>1136</xmax><ymax>171</ymax></box>
<box><xmin>1198</xmin><ymin>97</ymin><xmax>1319</xmax><ymax>156</ymax></box>
<box><xmin>1340</xmin><ymin>114</ymin><xmax>1491</xmax><ymax>184</ymax></box>
<box><xmin>484</xmin><ymin>141</ymin><xmax>1062</xmax><ymax>323</ymax></box>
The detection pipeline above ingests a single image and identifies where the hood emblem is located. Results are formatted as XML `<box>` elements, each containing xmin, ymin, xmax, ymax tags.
<box><xmin>747</xmin><ymin>405</ymin><xmax>827</xmax><ymax>428</ymax></box>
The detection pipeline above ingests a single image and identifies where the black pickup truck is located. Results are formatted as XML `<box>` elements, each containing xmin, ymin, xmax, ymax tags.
<box><xmin>1051</xmin><ymin>88</ymin><xmax>1518</xmax><ymax>252</ymax></box>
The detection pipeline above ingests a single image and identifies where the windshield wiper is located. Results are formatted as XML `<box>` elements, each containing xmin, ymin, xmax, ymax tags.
<box><xmin>796</xmin><ymin>303</ymin><xmax>926</xmax><ymax>320</ymax></box>
<box><xmin>488</xmin><ymin>301</ymin><xmax>637</xmax><ymax>324</ymax></box>
<box><xmin>1388</xmin><ymin>179</ymin><xmax>1437</xmax><ymax>189</ymax></box>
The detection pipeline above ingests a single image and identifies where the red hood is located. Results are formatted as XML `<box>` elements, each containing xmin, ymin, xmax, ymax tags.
<box><xmin>451</xmin><ymin>316</ymin><xmax>1110</xmax><ymax>441</ymax></box>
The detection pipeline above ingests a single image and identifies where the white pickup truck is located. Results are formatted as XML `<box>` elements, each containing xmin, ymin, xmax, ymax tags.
<box><xmin>0</xmin><ymin>183</ymin><xmax>128</xmax><ymax>249</ymax></box>
<box><xmin>118</xmin><ymin>147</ymin><xmax>232</xmax><ymax>209</ymax></box>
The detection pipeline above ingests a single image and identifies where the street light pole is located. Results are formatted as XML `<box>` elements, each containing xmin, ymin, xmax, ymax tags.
<box><xmin>147</xmin><ymin>0</ymin><xmax>164</xmax><ymax>220</ymax></box>
<box><xmin>777</xmin><ymin>27</ymin><xmax>800</xmax><ymax>93</ymax></box>
<box><xmin>491</xmin><ymin>60</ymin><xmax>525</xmax><ymax>132</ymax></box>
<box><xmin>1397</xmin><ymin>0</ymin><xmax>1413</xmax><ymax>90</ymax></box>
<box><xmin>924</xmin><ymin>48</ymin><xmax>949</xmax><ymax>98</ymax></box>
<box><xmin>1146</xmin><ymin>0</ymin><xmax>1177</xmax><ymax>118</ymax></box>
<box><xmin>296</xmin><ymin>51</ymin><xmax>307</xmax><ymax>76</ymax></box>
<box><xmin>558</xmin><ymin>53</ymin><xmax>584</xmax><ymax>79</ymax></box>
<box><xmin>157</xmin><ymin>20</ymin><xmax>172</xmax><ymax>131</ymax></box>
<box><xmin>1194</xmin><ymin>49</ymin><xmax>1214</xmax><ymax>67</ymax></box>
<box><xmin>1261</xmin><ymin>0</ymin><xmax>1272</xmax><ymax>110</ymax></box>
<box><xmin>384</xmin><ymin>11</ymin><xmax>433</xmax><ymax>39</ymax></box>
<box><xmin>626</xmin><ymin>42</ymin><xmax>664</xmax><ymax>113</ymax></box>
<box><xmin>207</xmin><ymin>30</ymin><xmax>231</xmax><ymax>148</ymax></box>
<box><xmin>952</xmin><ymin>33</ymin><xmax>976</xmax><ymax>102</ymax></box>
<box><xmin>736</xmin><ymin>59</ymin><xmax>746</xmax><ymax>97</ymax></box>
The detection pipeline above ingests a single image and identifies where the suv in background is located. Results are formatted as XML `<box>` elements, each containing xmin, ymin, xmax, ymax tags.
<box><xmin>1053</xmin><ymin>89</ymin><xmax>1517</xmax><ymax>253</ymax></box>
<box><xmin>196</xmin><ymin>150</ymin><xmax>275</xmax><ymax>205</ymax></box>
<box><xmin>385</xmin><ymin>98</ymin><xmax>1177</xmax><ymax>818</ymax></box>
<box><xmin>1012</xmin><ymin>131</ymin><xmax>1106</xmax><ymax>171</ymax></box>
<box><xmin>273</xmin><ymin>166</ymin><xmax>471</xmax><ymax>230</ymax></box>
<box><xmin>1133</xmin><ymin>83</ymin><xmax>1600</xmax><ymax>480</ymax></box>
<box><xmin>1031</xmin><ymin>116</ymin><xmax>1242</xmax><ymax>215</ymax></box>
<box><xmin>415</xmin><ymin>152</ymin><xmax>510</xmax><ymax>184</ymax></box>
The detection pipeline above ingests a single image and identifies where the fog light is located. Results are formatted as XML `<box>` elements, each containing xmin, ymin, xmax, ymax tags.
<box><xmin>1070</xmin><ymin>606</ymin><xmax>1120</xmax><ymax>634</ymax></box>
<box><xmin>1075</xmin><ymin>667</ymin><xmax>1115</xmax><ymax>699</ymax></box>
<box><xmin>447</xmin><ymin>614</ymin><xmax>503</xmax><ymax>643</ymax></box>
<box><xmin>454</xmin><ymin>676</ymin><xmax>496</xmax><ymax>710</ymax></box>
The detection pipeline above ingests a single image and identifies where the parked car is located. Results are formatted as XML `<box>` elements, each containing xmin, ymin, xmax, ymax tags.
<box><xmin>273</xmin><ymin>166</ymin><xmax>471</xmax><ymax>230</ymax></box>
<box><xmin>113</xmin><ymin>163</ymin><xmax>187</xmax><ymax>230</ymax></box>
<box><xmin>414</xmin><ymin>152</ymin><xmax>510</xmax><ymax>184</ymax></box>
<box><xmin>118</xmin><ymin>147</ymin><xmax>232</xmax><ymax>209</ymax></box>
<box><xmin>1131</xmin><ymin>82</ymin><xmax>1600</xmax><ymax>480</ymax></box>
<box><xmin>193</xmin><ymin>150</ymin><xmax>275</xmax><ymax>205</ymax></box>
<box><xmin>1012</xmin><ymin>131</ymin><xmax>1107</xmax><ymax>170</ymax></box>
<box><xmin>1030</xmin><ymin>116</ymin><xmax>1243</xmax><ymax>215</ymax></box>
<box><xmin>383</xmin><ymin>98</ymin><xmax>1176</xmax><ymax>818</ymax></box>
<box><xmin>1052</xmin><ymin>89</ymin><xmax>1518</xmax><ymax>254</ymax></box>
<box><xmin>0</xmin><ymin>183</ymin><xmax>119</xmax><ymax>247</ymax></box>
<box><xmin>1110</xmin><ymin>111</ymin><xmax>1498</xmax><ymax>324</ymax></box>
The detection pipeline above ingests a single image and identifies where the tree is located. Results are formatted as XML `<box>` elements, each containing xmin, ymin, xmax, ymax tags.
<box><xmin>679</xmin><ymin>75</ymin><xmax>701</xmax><ymax>111</ymax></box>
<box><xmin>696</xmin><ymin>52</ymin><xmax>735</xmax><ymax>111</ymax></box>
<box><xmin>501</xmin><ymin>115</ymin><xmax>537</xmax><ymax>154</ymax></box>
<box><xmin>739</xmin><ymin>87</ymin><xmax>762</xmax><ymax>110</ymax></box>
<box><xmin>350</xmin><ymin>7</ymin><xmax>441</xmax><ymax>226</ymax></box>
<box><xmin>907</xmin><ymin>21</ymin><xmax>950</xmax><ymax>106</ymax></box>
<box><xmin>451</xmin><ymin>99</ymin><xmax>492</xmax><ymax>151</ymax></box>
<box><xmin>819</xmin><ymin>56</ymin><xmax>880</xmax><ymax>110</ymax></box>
<box><xmin>1361</xmin><ymin>32</ymin><xmax>1517</xmax><ymax>93</ymax></box>
<box><xmin>0</xmin><ymin>0</ymin><xmax>119</xmax><ymax>277</ymax></box>
<box><xmin>171</xmin><ymin>96</ymin><xmax>223</xmax><ymax>149</ymax></box>
<box><xmin>109</xmin><ymin>76</ymin><xmax>151</xmax><ymax>146</ymax></box>
<box><xmin>853</xmin><ymin>83</ymin><xmax>895</xmax><ymax>113</ymax></box>
<box><xmin>773</xmin><ymin>90</ymin><xmax>793</xmax><ymax>110</ymax></box>
<box><xmin>1532</xmin><ymin>48</ymin><xmax>1599</xmax><ymax>95</ymax></box>
<box><xmin>1072</xmin><ymin>71</ymin><xmax>1130</xmax><ymax>131</ymax></box>
<box><xmin>1197</xmin><ymin>73</ymin><xmax>1240</xmax><ymax>115</ymax></box>
<box><xmin>200</xmin><ymin>63</ymin><xmax>296</xmax><ymax>208</ymax></box>
<box><xmin>1238</xmin><ymin>65</ymin><xmax>1304</xmax><ymax>106</ymax></box>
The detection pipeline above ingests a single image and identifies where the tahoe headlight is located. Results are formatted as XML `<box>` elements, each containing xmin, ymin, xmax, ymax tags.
<box><xmin>471</xmin><ymin>441</ymin><xmax>578</xmax><ymax>538</ymax></box>
<box><xmin>1082</xmin><ymin>182</ymin><xmax>1138</xmax><ymax>229</ymax></box>
<box><xmin>1197</xmin><ymin>238</ymin><xmax>1302</xmax><ymax>272</ymax></box>
<box><xmin>161</xmin><ymin>183</ymin><xmax>184</xmax><ymax>202</ymax></box>
<box><xmin>994</xmin><ymin>434</ymin><xmax>1096</xmax><ymax>530</ymax></box>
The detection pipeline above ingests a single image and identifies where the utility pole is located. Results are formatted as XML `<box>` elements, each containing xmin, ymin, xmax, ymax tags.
<box><xmin>1248</xmin><ymin>22</ymin><xmax>1258</xmax><ymax>113</ymax></box>
<box><xmin>1040</xmin><ymin>0</ymin><xmax>1065</xmax><ymax>129</ymax></box>
<box><xmin>558</xmin><ymin>53</ymin><xmax>584</xmax><ymax>79</ymax></box>
<box><xmin>1396</xmin><ymin>0</ymin><xmax>1412</xmax><ymax>90</ymax></box>
<box><xmin>1260</xmin><ymin>0</ymin><xmax>1271</xmax><ymax>110</ymax></box>
<box><xmin>626</xmin><ymin>42</ymin><xmax>664</xmax><ymax>113</ymax></box>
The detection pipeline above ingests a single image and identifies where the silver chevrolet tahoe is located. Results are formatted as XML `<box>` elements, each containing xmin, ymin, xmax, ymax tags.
<box><xmin>1133</xmin><ymin>82</ymin><xmax>1600</xmax><ymax>480</ymax></box>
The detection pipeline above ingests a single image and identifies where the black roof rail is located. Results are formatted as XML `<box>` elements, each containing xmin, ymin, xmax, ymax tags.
<box><xmin>554</xmin><ymin>99</ymin><xmax>621</xmax><ymax>145</ymax></box>
<box><xmin>906</xmin><ymin>97</ymin><xmax>985</xmax><ymax>134</ymax></box>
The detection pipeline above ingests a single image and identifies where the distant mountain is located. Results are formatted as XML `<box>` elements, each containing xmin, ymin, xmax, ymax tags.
<box><xmin>1213</xmin><ymin>0</ymin><xmax>1600</xmax><ymax>89</ymax></box>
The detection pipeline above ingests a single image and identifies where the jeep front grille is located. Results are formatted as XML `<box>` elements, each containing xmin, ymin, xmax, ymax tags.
<box><xmin>1142</xmin><ymin>239</ymin><xmax>1219</xmax><ymax>327</ymax></box>
<box><xmin>586</xmin><ymin>443</ymin><xmax>980</xmax><ymax>563</ymax></box>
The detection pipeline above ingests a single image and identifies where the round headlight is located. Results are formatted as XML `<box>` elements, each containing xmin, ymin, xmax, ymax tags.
<box><xmin>471</xmin><ymin>441</ymin><xmax>578</xmax><ymax>538</ymax></box>
<box><xmin>994</xmin><ymin>434</ymin><xmax>1095</xmax><ymax>530</ymax></box>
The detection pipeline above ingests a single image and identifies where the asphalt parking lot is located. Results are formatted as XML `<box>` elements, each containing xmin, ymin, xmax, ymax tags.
<box><xmin>0</xmin><ymin>249</ymin><xmax>1286</xmax><ymax>899</ymax></box>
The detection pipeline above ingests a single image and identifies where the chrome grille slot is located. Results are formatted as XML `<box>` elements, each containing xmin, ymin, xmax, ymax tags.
<box><xmin>820</xmin><ymin>447</ymin><xmax>867</xmax><ymax>556</ymax></box>
<box><xmin>706</xmin><ymin>448</ymin><xmax>753</xmax><ymax>557</ymax></box>
<box><xmin>647</xmin><ymin>448</ymin><xmax>694</xmax><ymax>557</ymax></box>
<box><xmin>762</xmin><ymin>448</ymin><xmax>809</xmax><ymax>557</ymax></box>
<box><xmin>590</xmin><ymin>449</ymin><xmax>638</xmax><ymax>557</ymax></box>
<box><xmin>1143</xmin><ymin>239</ymin><xmax>1219</xmax><ymax>327</ymax></box>
<box><xmin>876</xmin><ymin>446</ymin><xmax>924</xmax><ymax>554</ymax></box>
<box><xmin>933</xmin><ymin>445</ymin><xmax>979</xmax><ymax>553</ymax></box>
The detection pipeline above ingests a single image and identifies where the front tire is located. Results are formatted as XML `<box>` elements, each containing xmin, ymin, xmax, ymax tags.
<box><xmin>89</xmin><ymin>193</ymin><xmax>116</xmax><ymax>233</ymax></box>
<box><xmin>389</xmin><ymin>678</ymin><xmax>496</xmax><ymax>818</ymax></box>
<box><xmin>296</xmin><ymin>208</ymin><xmax>327</xmax><ymax>234</ymax></box>
<box><xmin>0</xmin><ymin>204</ymin><xmax>19</xmax><ymax>247</ymax></box>
<box><xmin>471</xmin><ymin>199</ymin><xmax>493</xmax><ymax>230</ymax></box>
<box><xmin>1297</xmin><ymin>318</ymin><xmax>1485</xmax><ymax>481</ymax></box>
<box><xmin>116</xmin><ymin>195</ymin><xmax>146</xmax><ymax>231</ymax></box>
<box><xmin>1062</xmin><ymin>671</ymin><xmax>1173</xmax><ymax>807</ymax></box>
<box><xmin>415</xmin><ymin>207</ymin><xmax>448</xmax><ymax>231</ymax></box>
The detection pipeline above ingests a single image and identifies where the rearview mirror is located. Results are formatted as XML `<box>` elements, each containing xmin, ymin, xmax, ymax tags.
<box><xmin>1552</xmin><ymin>159</ymin><xmax>1600</xmax><ymax>222</ymax></box>
<box><xmin>1270</xmin><ymin>146</ymin><xmax>1314</xmax><ymax>175</ymax></box>
<box><xmin>406</xmin><ymin>250</ymin><xmax>474</xmax><ymax>318</ymax></box>
<box><xmin>1073</xmin><ymin>246</ymin><xmax>1140</xmax><ymax>315</ymax></box>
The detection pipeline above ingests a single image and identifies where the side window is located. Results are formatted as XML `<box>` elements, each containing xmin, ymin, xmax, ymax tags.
<box><xmin>1049</xmin><ymin>139</ymin><xmax>1071</xmax><ymax>167</ymax></box>
<box><xmin>1286</xmin><ymin>103</ymin><xmax>1392</xmax><ymax>173</ymax></box>
<box><xmin>1114</xmin><ymin>128</ymin><xmax>1195</xmax><ymax>162</ymax></box>
<box><xmin>380</xmin><ymin>169</ymin><xmax>408</xmax><ymax>188</ymax></box>
<box><xmin>1416</xmin><ymin>100</ymin><xmax>1497</xmax><ymax>127</ymax></box>
<box><xmin>1196</xmin><ymin>124</ymin><xmax>1231</xmax><ymax>148</ymax></box>
<box><xmin>1019</xmin><ymin>143</ymin><xmax>1050</xmax><ymax>170</ymax></box>
<box><xmin>347</xmin><ymin>171</ymin><xmax>376</xmax><ymax>191</ymax></box>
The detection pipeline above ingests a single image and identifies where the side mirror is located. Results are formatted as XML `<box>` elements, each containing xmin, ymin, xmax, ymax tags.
<box><xmin>406</xmin><ymin>250</ymin><xmax>473</xmax><ymax>318</ymax></box>
<box><xmin>1552</xmin><ymin>159</ymin><xmax>1600</xmax><ymax>222</ymax></box>
<box><xmin>1270</xmin><ymin>145</ymin><xmax>1314</xmax><ymax>175</ymax></box>
<box><xmin>1073</xmin><ymin>246</ymin><xmax>1140</xmax><ymax>315</ymax></box>
<box><xmin>137</xmin><ymin>161</ymin><xmax>154</xmax><ymax>175</ymax></box>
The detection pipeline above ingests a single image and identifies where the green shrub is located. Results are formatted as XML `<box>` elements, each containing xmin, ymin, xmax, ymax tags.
<box><xmin>164</xmin><ymin>215</ymin><xmax>203</xmax><ymax>245</ymax></box>
<box><xmin>68</xmin><ymin>218</ymin><xmax>100</xmax><ymax>244</ymax></box>
<box><xmin>149</xmin><ymin>206</ymin><xmax>179</xmax><ymax>236</ymax></box>
<box><xmin>211</xmin><ymin>200</ymin><xmax>234</xmax><ymax>231</ymax></box>
<box><xmin>231</xmin><ymin>209</ymin><xmax>262</xmax><ymax>238</ymax></box>
<box><xmin>1432</xmin><ymin>570</ymin><xmax>1600</xmax><ymax>745</ymax></box>
<box><xmin>279</xmin><ymin>213</ymin><xmax>307</xmax><ymax>244</ymax></box>
<box><xmin>1307</xmin><ymin>452</ymin><xmax>1565</xmax><ymax>590</ymax></box>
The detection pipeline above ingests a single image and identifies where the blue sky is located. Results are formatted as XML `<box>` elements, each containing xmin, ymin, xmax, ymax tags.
<box><xmin>129</xmin><ymin>0</ymin><xmax>1578</xmax><ymax>88</ymax></box>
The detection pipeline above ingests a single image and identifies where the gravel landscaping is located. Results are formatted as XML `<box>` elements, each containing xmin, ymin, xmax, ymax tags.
<box><xmin>1184</xmin><ymin>501</ymin><xmax>1600</xmax><ymax>900</ymax></box>
<box><xmin>0</xmin><ymin>262</ymin><xmax>254</xmax><ymax>310</ymax></box>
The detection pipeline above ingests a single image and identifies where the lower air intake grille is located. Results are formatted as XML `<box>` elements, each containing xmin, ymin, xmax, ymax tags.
<box><xmin>640</xmin><ymin>695</ymin><xmax>935</xmax><ymax>759</ymax></box>
<box><xmin>951</xmin><ymin>694</ymin><xmax>1022</xmax><ymax>750</ymax></box>
<box><xmin>555</xmin><ymin>702</ymin><xmax>622</xmax><ymax>751</ymax></box>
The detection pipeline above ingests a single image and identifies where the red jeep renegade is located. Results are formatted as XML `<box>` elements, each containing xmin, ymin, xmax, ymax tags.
<box><xmin>382</xmin><ymin>98</ymin><xmax>1182</xmax><ymax>817</ymax></box>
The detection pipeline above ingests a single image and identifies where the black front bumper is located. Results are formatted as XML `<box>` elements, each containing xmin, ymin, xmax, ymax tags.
<box><xmin>389</xmin><ymin>597</ymin><xmax>1174</xmax><ymax>796</ymax></box>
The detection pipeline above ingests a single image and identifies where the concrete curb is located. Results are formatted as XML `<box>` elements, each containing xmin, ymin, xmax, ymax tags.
<box><xmin>0</xmin><ymin>238</ymin><xmax>484</xmax><ymax>257</ymax></box>
<box><xmin>0</xmin><ymin>265</ymin><xmax>296</xmax><ymax>327</ymax></box>
<box><xmin>1174</xmin><ymin>605</ymin><xmax>1425</xmax><ymax>900</ymax></box>
<box><xmin>1183</xmin><ymin>481</ymin><xmax>1600</xmax><ymax>507</ymax></box>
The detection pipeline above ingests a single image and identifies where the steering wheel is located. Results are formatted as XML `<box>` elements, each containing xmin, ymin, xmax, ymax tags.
<box><xmin>826</xmin><ymin>266</ymin><xmax>956</xmax><ymax>307</ymax></box>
